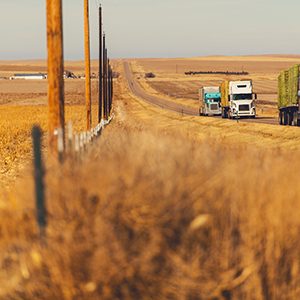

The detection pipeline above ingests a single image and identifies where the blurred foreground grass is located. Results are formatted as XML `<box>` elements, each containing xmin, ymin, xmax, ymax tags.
<box><xmin>1</xmin><ymin>63</ymin><xmax>300</xmax><ymax>299</ymax></box>
<box><xmin>0</xmin><ymin>124</ymin><xmax>300</xmax><ymax>299</ymax></box>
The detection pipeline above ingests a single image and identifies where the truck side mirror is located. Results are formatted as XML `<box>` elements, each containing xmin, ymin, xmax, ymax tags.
<box><xmin>253</xmin><ymin>93</ymin><xmax>257</xmax><ymax>100</ymax></box>
<box><xmin>228</xmin><ymin>95</ymin><xmax>230</xmax><ymax>101</ymax></box>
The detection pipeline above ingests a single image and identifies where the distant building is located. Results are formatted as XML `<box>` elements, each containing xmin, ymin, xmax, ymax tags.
<box><xmin>64</xmin><ymin>70</ymin><xmax>77</xmax><ymax>79</ymax></box>
<box><xmin>10</xmin><ymin>73</ymin><xmax>47</xmax><ymax>80</ymax></box>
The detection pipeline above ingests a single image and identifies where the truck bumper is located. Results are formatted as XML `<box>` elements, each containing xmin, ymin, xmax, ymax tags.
<box><xmin>203</xmin><ymin>106</ymin><xmax>222</xmax><ymax>116</ymax></box>
<box><xmin>232</xmin><ymin>108</ymin><xmax>256</xmax><ymax>118</ymax></box>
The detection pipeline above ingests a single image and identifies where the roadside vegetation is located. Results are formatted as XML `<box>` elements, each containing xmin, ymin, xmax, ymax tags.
<box><xmin>0</xmin><ymin>105</ymin><xmax>98</xmax><ymax>188</ymax></box>
<box><xmin>1</xmin><ymin>121</ymin><xmax>300</xmax><ymax>299</ymax></box>
<box><xmin>1</xmin><ymin>60</ymin><xmax>300</xmax><ymax>299</ymax></box>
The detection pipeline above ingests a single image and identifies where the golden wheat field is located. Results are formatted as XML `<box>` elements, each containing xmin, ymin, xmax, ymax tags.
<box><xmin>0</xmin><ymin>60</ymin><xmax>102</xmax><ymax>188</ymax></box>
<box><xmin>1</xmin><ymin>58</ymin><xmax>300</xmax><ymax>299</ymax></box>
<box><xmin>0</xmin><ymin>104</ymin><xmax>99</xmax><ymax>188</ymax></box>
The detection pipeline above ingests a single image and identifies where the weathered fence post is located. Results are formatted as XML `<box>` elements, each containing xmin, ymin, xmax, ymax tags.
<box><xmin>57</xmin><ymin>127</ymin><xmax>64</xmax><ymax>163</ymax></box>
<box><xmin>46</xmin><ymin>0</ymin><xmax>65</xmax><ymax>157</ymax></box>
<box><xmin>32</xmin><ymin>126</ymin><xmax>47</xmax><ymax>238</ymax></box>
<box><xmin>84</xmin><ymin>0</ymin><xmax>92</xmax><ymax>130</ymax></box>
<box><xmin>67</xmin><ymin>121</ymin><xmax>73</xmax><ymax>155</ymax></box>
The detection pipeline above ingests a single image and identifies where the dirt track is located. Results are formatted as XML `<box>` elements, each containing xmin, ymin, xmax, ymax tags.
<box><xmin>124</xmin><ymin>61</ymin><xmax>278</xmax><ymax>126</ymax></box>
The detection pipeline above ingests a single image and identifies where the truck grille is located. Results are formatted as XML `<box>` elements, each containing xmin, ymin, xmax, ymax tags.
<box><xmin>210</xmin><ymin>104</ymin><xmax>219</xmax><ymax>110</ymax></box>
<box><xmin>239</xmin><ymin>104</ymin><xmax>250</xmax><ymax>111</ymax></box>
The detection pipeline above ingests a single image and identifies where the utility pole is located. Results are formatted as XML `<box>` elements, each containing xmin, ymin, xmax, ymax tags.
<box><xmin>109</xmin><ymin>64</ymin><xmax>112</xmax><ymax>114</ymax></box>
<box><xmin>46</xmin><ymin>0</ymin><xmax>65</xmax><ymax>155</ymax></box>
<box><xmin>105</xmin><ymin>50</ymin><xmax>109</xmax><ymax>119</ymax></box>
<box><xmin>111</xmin><ymin>64</ymin><xmax>113</xmax><ymax>110</ymax></box>
<box><xmin>107</xmin><ymin>58</ymin><xmax>110</xmax><ymax>116</ymax></box>
<box><xmin>108</xmin><ymin>65</ymin><xmax>112</xmax><ymax>115</ymax></box>
<box><xmin>84</xmin><ymin>0</ymin><xmax>92</xmax><ymax>130</ymax></box>
<box><xmin>103</xmin><ymin>35</ymin><xmax>107</xmax><ymax>120</ymax></box>
<box><xmin>98</xmin><ymin>5</ymin><xmax>103</xmax><ymax>123</ymax></box>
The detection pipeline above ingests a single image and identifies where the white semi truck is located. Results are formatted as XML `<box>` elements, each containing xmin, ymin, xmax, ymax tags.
<box><xmin>199</xmin><ymin>86</ymin><xmax>222</xmax><ymax>116</ymax></box>
<box><xmin>221</xmin><ymin>80</ymin><xmax>256</xmax><ymax>119</ymax></box>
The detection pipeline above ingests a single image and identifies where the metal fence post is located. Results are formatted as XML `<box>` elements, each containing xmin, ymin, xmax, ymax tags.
<box><xmin>32</xmin><ymin>126</ymin><xmax>47</xmax><ymax>238</ymax></box>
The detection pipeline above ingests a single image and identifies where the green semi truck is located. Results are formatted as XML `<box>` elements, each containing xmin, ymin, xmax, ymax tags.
<box><xmin>278</xmin><ymin>64</ymin><xmax>300</xmax><ymax>126</ymax></box>
<box><xmin>199</xmin><ymin>87</ymin><xmax>222</xmax><ymax>116</ymax></box>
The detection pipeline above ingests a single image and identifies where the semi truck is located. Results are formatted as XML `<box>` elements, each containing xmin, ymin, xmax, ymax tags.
<box><xmin>278</xmin><ymin>64</ymin><xmax>300</xmax><ymax>126</ymax></box>
<box><xmin>221</xmin><ymin>80</ymin><xmax>256</xmax><ymax>119</ymax></box>
<box><xmin>199</xmin><ymin>86</ymin><xmax>222</xmax><ymax>116</ymax></box>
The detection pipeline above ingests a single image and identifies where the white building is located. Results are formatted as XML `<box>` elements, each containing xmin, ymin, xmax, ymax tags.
<box><xmin>10</xmin><ymin>73</ymin><xmax>47</xmax><ymax>80</ymax></box>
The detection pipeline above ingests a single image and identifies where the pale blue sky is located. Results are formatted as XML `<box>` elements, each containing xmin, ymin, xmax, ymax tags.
<box><xmin>0</xmin><ymin>0</ymin><xmax>299</xmax><ymax>59</ymax></box>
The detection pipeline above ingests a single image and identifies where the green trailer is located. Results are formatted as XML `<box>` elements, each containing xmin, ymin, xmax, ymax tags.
<box><xmin>278</xmin><ymin>65</ymin><xmax>300</xmax><ymax>126</ymax></box>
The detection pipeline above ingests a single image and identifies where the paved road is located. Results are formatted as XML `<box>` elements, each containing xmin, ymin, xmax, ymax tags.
<box><xmin>124</xmin><ymin>61</ymin><xmax>278</xmax><ymax>126</ymax></box>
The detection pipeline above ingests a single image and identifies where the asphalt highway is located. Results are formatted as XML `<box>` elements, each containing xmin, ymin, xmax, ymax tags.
<box><xmin>124</xmin><ymin>61</ymin><xmax>278</xmax><ymax>126</ymax></box>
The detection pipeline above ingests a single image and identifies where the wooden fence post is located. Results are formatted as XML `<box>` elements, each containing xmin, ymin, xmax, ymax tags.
<box><xmin>46</xmin><ymin>0</ymin><xmax>65</xmax><ymax>156</ymax></box>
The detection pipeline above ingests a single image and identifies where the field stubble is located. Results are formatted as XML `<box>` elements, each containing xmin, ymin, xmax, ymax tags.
<box><xmin>0</xmin><ymin>60</ymin><xmax>102</xmax><ymax>187</ymax></box>
<box><xmin>1</xmin><ymin>60</ymin><xmax>300</xmax><ymax>299</ymax></box>
<box><xmin>1</xmin><ymin>119</ymin><xmax>300</xmax><ymax>299</ymax></box>
<box><xmin>0</xmin><ymin>104</ymin><xmax>99</xmax><ymax>188</ymax></box>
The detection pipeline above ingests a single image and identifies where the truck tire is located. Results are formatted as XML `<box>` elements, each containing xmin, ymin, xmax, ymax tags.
<box><xmin>283</xmin><ymin>111</ymin><xmax>288</xmax><ymax>125</ymax></box>
<box><xmin>279</xmin><ymin>111</ymin><xmax>283</xmax><ymax>125</ymax></box>
<box><xmin>221</xmin><ymin>108</ymin><xmax>225</xmax><ymax>118</ymax></box>
<box><xmin>292</xmin><ymin>111</ymin><xmax>298</xmax><ymax>126</ymax></box>
<box><xmin>288</xmin><ymin>111</ymin><xmax>293</xmax><ymax>126</ymax></box>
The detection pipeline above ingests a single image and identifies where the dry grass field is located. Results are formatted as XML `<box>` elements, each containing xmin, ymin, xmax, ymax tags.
<box><xmin>0</xmin><ymin>105</ymin><xmax>99</xmax><ymax>188</ymax></box>
<box><xmin>130</xmin><ymin>55</ymin><xmax>300</xmax><ymax>116</ymax></box>
<box><xmin>2</xmin><ymin>58</ymin><xmax>300</xmax><ymax>299</ymax></box>
<box><xmin>0</xmin><ymin>60</ymin><xmax>101</xmax><ymax>188</ymax></box>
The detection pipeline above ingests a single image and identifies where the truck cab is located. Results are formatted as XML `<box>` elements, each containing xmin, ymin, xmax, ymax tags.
<box><xmin>228</xmin><ymin>81</ymin><xmax>256</xmax><ymax>118</ymax></box>
<box><xmin>199</xmin><ymin>87</ymin><xmax>222</xmax><ymax>116</ymax></box>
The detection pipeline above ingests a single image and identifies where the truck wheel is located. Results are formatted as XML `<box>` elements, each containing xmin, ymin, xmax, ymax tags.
<box><xmin>286</xmin><ymin>112</ymin><xmax>290</xmax><ymax>125</ymax></box>
<box><xmin>222</xmin><ymin>108</ymin><xmax>228</xmax><ymax>119</ymax></box>
<box><xmin>221</xmin><ymin>109</ymin><xmax>225</xmax><ymax>119</ymax></box>
<box><xmin>279</xmin><ymin>111</ymin><xmax>283</xmax><ymax>125</ymax></box>
<box><xmin>283</xmin><ymin>111</ymin><xmax>288</xmax><ymax>125</ymax></box>
<box><xmin>288</xmin><ymin>111</ymin><xmax>293</xmax><ymax>126</ymax></box>
<box><xmin>292</xmin><ymin>111</ymin><xmax>298</xmax><ymax>126</ymax></box>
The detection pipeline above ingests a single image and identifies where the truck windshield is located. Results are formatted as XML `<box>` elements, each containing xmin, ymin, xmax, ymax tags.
<box><xmin>233</xmin><ymin>94</ymin><xmax>252</xmax><ymax>100</ymax></box>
